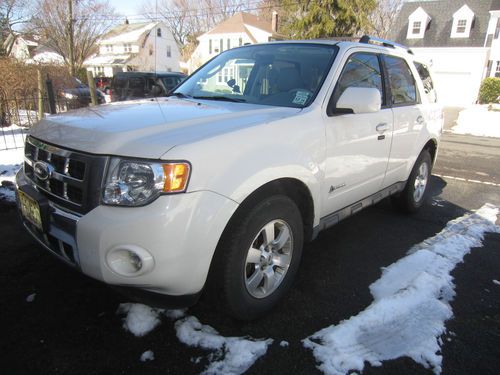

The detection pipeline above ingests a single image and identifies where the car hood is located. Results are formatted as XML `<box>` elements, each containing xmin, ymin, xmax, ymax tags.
<box><xmin>30</xmin><ymin>98</ymin><xmax>301</xmax><ymax>159</ymax></box>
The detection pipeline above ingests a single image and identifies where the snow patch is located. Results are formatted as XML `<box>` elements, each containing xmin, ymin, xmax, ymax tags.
<box><xmin>451</xmin><ymin>105</ymin><xmax>500</xmax><ymax>138</ymax></box>
<box><xmin>164</xmin><ymin>309</ymin><xmax>187</xmax><ymax>320</ymax></box>
<box><xmin>117</xmin><ymin>303</ymin><xmax>163</xmax><ymax>337</ymax></box>
<box><xmin>493</xmin><ymin>280</ymin><xmax>500</xmax><ymax>286</ymax></box>
<box><xmin>303</xmin><ymin>204</ymin><xmax>500</xmax><ymax>375</ymax></box>
<box><xmin>0</xmin><ymin>146</ymin><xmax>24</xmax><ymax>203</ymax></box>
<box><xmin>26</xmin><ymin>293</ymin><xmax>36</xmax><ymax>302</ymax></box>
<box><xmin>279</xmin><ymin>340</ymin><xmax>289</xmax><ymax>347</ymax></box>
<box><xmin>175</xmin><ymin>316</ymin><xmax>273</xmax><ymax>375</ymax></box>
<box><xmin>140</xmin><ymin>350</ymin><xmax>154</xmax><ymax>362</ymax></box>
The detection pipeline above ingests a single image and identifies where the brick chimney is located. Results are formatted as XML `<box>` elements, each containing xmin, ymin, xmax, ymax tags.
<box><xmin>272</xmin><ymin>11</ymin><xmax>278</xmax><ymax>33</ymax></box>
<box><xmin>124</xmin><ymin>18</ymin><xmax>129</xmax><ymax>25</ymax></box>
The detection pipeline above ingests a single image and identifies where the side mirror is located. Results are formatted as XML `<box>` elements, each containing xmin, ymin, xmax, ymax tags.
<box><xmin>335</xmin><ymin>87</ymin><xmax>381</xmax><ymax>114</ymax></box>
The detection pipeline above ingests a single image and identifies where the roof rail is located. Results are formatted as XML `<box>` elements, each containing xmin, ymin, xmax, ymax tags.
<box><xmin>359</xmin><ymin>35</ymin><xmax>414</xmax><ymax>55</ymax></box>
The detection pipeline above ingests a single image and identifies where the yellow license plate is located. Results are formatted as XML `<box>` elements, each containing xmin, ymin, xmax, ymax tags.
<box><xmin>18</xmin><ymin>190</ymin><xmax>43</xmax><ymax>230</ymax></box>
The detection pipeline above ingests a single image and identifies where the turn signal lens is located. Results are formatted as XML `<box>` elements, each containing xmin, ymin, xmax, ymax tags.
<box><xmin>162</xmin><ymin>163</ymin><xmax>190</xmax><ymax>192</ymax></box>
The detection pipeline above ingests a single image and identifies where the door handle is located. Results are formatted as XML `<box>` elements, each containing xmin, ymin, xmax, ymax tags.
<box><xmin>376</xmin><ymin>123</ymin><xmax>389</xmax><ymax>133</ymax></box>
<box><xmin>416</xmin><ymin>116</ymin><xmax>425</xmax><ymax>124</ymax></box>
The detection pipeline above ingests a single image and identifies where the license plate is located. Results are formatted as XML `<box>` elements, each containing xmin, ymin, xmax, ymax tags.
<box><xmin>18</xmin><ymin>189</ymin><xmax>43</xmax><ymax>230</ymax></box>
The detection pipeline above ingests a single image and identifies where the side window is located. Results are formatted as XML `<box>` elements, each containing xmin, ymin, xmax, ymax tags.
<box><xmin>384</xmin><ymin>55</ymin><xmax>417</xmax><ymax>106</ymax></box>
<box><xmin>414</xmin><ymin>62</ymin><xmax>437</xmax><ymax>103</ymax></box>
<box><xmin>330</xmin><ymin>53</ymin><xmax>384</xmax><ymax>111</ymax></box>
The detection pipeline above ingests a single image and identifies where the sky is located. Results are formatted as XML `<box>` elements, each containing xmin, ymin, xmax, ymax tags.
<box><xmin>108</xmin><ymin>0</ymin><xmax>144</xmax><ymax>20</ymax></box>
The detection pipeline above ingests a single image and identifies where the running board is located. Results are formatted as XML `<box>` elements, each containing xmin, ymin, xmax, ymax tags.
<box><xmin>311</xmin><ymin>182</ymin><xmax>406</xmax><ymax>240</ymax></box>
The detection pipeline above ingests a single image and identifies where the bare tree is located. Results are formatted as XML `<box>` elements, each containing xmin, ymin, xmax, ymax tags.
<box><xmin>29</xmin><ymin>0</ymin><xmax>116</xmax><ymax>73</ymax></box>
<box><xmin>1</xmin><ymin>0</ymin><xmax>33</xmax><ymax>55</ymax></box>
<box><xmin>141</xmin><ymin>0</ymin><xmax>252</xmax><ymax>47</ymax></box>
<box><xmin>367</xmin><ymin>0</ymin><xmax>403</xmax><ymax>39</ymax></box>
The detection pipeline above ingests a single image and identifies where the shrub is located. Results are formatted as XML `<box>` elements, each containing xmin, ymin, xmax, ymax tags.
<box><xmin>478</xmin><ymin>77</ymin><xmax>500</xmax><ymax>104</ymax></box>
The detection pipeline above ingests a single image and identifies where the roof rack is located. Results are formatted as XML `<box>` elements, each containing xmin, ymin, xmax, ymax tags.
<box><xmin>359</xmin><ymin>35</ymin><xmax>414</xmax><ymax>55</ymax></box>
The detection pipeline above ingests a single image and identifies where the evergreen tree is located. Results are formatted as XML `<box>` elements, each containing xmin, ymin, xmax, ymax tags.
<box><xmin>282</xmin><ymin>0</ymin><xmax>376</xmax><ymax>39</ymax></box>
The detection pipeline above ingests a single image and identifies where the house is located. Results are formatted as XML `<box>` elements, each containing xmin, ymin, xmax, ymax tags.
<box><xmin>4</xmin><ymin>34</ymin><xmax>64</xmax><ymax>65</ymax></box>
<box><xmin>391</xmin><ymin>0</ymin><xmax>500</xmax><ymax>106</ymax></box>
<box><xmin>83</xmin><ymin>21</ymin><xmax>181</xmax><ymax>77</ymax></box>
<box><xmin>186</xmin><ymin>12</ymin><xmax>282</xmax><ymax>73</ymax></box>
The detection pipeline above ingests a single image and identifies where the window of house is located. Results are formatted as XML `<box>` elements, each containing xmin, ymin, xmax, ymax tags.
<box><xmin>227</xmin><ymin>38</ymin><xmax>231</xmax><ymax>50</ymax></box>
<box><xmin>384</xmin><ymin>55</ymin><xmax>417</xmax><ymax>106</ymax></box>
<box><xmin>456</xmin><ymin>19</ymin><xmax>467</xmax><ymax>33</ymax></box>
<box><xmin>209</xmin><ymin>39</ymin><xmax>212</xmax><ymax>54</ymax></box>
<box><xmin>412</xmin><ymin>21</ymin><xmax>422</xmax><ymax>35</ymax></box>
<box><xmin>239</xmin><ymin>37</ymin><xmax>243</xmax><ymax>46</ymax></box>
<box><xmin>496</xmin><ymin>61</ymin><xmax>500</xmax><ymax>78</ymax></box>
<box><xmin>157</xmin><ymin>28</ymin><xmax>162</xmax><ymax>37</ymax></box>
<box><xmin>106</xmin><ymin>45</ymin><xmax>113</xmax><ymax>53</ymax></box>
<box><xmin>167</xmin><ymin>45</ymin><xmax>171</xmax><ymax>57</ymax></box>
<box><xmin>495</xmin><ymin>19</ymin><xmax>500</xmax><ymax>39</ymax></box>
<box><xmin>220</xmin><ymin>39</ymin><xmax>224</xmax><ymax>53</ymax></box>
<box><xmin>124</xmin><ymin>43</ymin><xmax>132</xmax><ymax>52</ymax></box>
<box><xmin>330</xmin><ymin>53</ymin><xmax>384</xmax><ymax>110</ymax></box>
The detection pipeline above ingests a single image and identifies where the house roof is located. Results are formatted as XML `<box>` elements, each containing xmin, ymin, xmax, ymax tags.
<box><xmin>206</xmin><ymin>12</ymin><xmax>277</xmax><ymax>37</ymax></box>
<box><xmin>391</xmin><ymin>0</ymin><xmax>496</xmax><ymax>47</ymax></box>
<box><xmin>83</xmin><ymin>53</ymin><xmax>134</xmax><ymax>66</ymax></box>
<box><xmin>98</xmin><ymin>22</ymin><xmax>158</xmax><ymax>45</ymax></box>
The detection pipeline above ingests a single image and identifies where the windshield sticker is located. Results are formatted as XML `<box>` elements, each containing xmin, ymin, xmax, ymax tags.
<box><xmin>292</xmin><ymin>91</ymin><xmax>310</xmax><ymax>105</ymax></box>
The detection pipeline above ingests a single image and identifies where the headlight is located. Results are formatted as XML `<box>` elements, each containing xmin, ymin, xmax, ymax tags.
<box><xmin>102</xmin><ymin>158</ymin><xmax>191</xmax><ymax>206</ymax></box>
<box><xmin>63</xmin><ymin>92</ymin><xmax>77</xmax><ymax>99</ymax></box>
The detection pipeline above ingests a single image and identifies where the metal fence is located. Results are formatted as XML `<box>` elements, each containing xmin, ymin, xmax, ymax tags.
<box><xmin>0</xmin><ymin>85</ymin><xmax>94</xmax><ymax>151</ymax></box>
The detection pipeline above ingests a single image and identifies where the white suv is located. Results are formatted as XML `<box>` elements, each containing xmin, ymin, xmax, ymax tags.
<box><xmin>16</xmin><ymin>36</ymin><xmax>443</xmax><ymax>319</ymax></box>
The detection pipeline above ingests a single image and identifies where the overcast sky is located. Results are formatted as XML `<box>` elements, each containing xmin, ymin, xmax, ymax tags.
<box><xmin>108</xmin><ymin>0</ymin><xmax>144</xmax><ymax>20</ymax></box>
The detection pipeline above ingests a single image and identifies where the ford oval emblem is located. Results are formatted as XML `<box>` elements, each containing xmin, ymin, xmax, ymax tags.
<box><xmin>33</xmin><ymin>161</ymin><xmax>53</xmax><ymax>181</ymax></box>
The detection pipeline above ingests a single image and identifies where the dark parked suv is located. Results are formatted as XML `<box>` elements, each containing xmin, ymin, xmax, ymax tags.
<box><xmin>110</xmin><ymin>72</ymin><xmax>186</xmax><ymax>102</ymax></box>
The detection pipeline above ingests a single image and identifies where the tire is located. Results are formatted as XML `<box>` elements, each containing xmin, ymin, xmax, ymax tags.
<box><xmin>392</xmin><ymin>149</ymin><xmax>432</xmax><ymax>213</ymax></box>
<box><xmin>211</xmin><ymin>195</ymin><xmax>304</xmax><ymax>320</ymax></box>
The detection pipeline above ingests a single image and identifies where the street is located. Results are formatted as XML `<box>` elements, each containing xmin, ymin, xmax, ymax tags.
<box><xmin>1</xmin><ymin>132</ymin><xmax>499</xmax><ymax>375</ymax></box>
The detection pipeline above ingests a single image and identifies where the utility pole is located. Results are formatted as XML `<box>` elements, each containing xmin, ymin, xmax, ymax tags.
<box><xmin>68</xmin><ymin>0</ymin><xmax>75</xmax><ymax>77</ymax></box>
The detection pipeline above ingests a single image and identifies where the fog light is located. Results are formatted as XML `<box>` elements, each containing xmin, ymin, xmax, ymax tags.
<box><xmin>106</xmin><ymin>245</ymin><xmax>154</xmax><ymax>277</ymax></box>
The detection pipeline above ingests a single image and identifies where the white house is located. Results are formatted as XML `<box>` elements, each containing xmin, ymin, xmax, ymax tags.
<box><xmin>392</xmin><ymin>0</ymin><xmax>500</xmax><ymax>106</ymax></box>
<box><xmin>4</xmin><ymin>34</ymin><xmax>64</xmax><ymax>65</ymax></box>
<box><xmin>186</xmin><ymin>12</ymin><xmax>282</xmax><ymax>73</ymax></box>
<box><xmin>84</xmin><ymin>21</ymin><xmax>181</xmax><ymax>77</ymax></box>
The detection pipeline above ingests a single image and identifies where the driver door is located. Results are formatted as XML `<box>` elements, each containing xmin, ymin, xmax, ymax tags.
<box><xmin>322</xmin><ymin>51</ymin><xmax>393</xmax><ymax>215</ymax></box>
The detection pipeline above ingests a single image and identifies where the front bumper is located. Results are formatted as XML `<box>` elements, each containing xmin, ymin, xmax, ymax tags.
<box><xmin>16</xmin><ymin>169</ymin><xmax>238</xmax><ymax>301</ymax></box>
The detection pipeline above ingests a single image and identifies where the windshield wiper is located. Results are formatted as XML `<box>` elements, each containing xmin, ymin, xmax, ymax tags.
<box><xmin>192</xmin><ymin>95</ymin><xmax>246</xmax><ymax>103</ymax></box>
<box><xmin>167</xmin><ymin>92</ymin><xmax>191</xmax><ymax>98</ymax></box>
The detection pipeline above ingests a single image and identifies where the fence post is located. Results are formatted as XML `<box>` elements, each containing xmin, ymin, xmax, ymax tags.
<box><xmin>86</xmin><ymin>70</ymin><xmax>98</xmax><ymax>106</ymax></box>
<box><xmin>37</xmin><ymin>69</ymin><xmax>45</xmax><ymax>120</ymax></box>
<box><xmin>45</xmin><ymin>75</ymin><xmax>57</xmax><ymax>115</ymax></box>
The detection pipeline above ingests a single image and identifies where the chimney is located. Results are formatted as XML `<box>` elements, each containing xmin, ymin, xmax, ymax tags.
<box><xmin>124</xmin><ymin>18</ymin><xmax>129</xmax><ymax>25</ymax></box>
<box><xmin>272</xmin><ymin>11</ymin><xmax>278</xmax><ymax>33</ymax></box>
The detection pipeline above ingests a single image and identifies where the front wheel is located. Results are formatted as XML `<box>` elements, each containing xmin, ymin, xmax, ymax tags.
<box><xmin>211</xmin><ymin>195</ymin><xmax>304</xmax><ymax>320</ymax></box>
<box><xmin>392</xmin><ymin>149</ymin><xmax>432</xmax><ymax>213</ymax></box>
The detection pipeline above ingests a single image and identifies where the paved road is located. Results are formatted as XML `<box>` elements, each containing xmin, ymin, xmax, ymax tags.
<box><xmin>1</xmin><ymin>133</ymin><xmax>499</xmax><ymax>375</ymax></box>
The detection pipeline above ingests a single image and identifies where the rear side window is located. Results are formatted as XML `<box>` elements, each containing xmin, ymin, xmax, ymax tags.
<box><xmin>113</xmin><ymin>77</ymin><xmax>126</xmax><ymax>89</ymax></box>
<box><xmin>331</xmin><ymin>53</ymin><xmax>384</xmax><ymax>110</ymax></box>
<box><xmin>128</xmin><ymin>77</ymin><xmax>145</xmax><ymax>90</ymax></box>
<box><xmin>384</xmin><ymin>55</ymin><xmax>417</xmax><ymax>106</ymax></box>
<box><xmin>414</xmin><ymin>62</ymin><xmax>437</xmax><ymax>103</ymax></box>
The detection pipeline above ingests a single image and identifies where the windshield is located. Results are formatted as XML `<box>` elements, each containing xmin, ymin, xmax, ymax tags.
<box><xmin>174</xmin><ymin>43</ymin><xmax>338</xmax><ymax>108</ymax></box>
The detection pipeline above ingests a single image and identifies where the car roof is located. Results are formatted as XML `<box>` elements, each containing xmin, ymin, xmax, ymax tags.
<box><xmin>114</xmin><ymin>71</ymin><xmax>186</xmax><ymax>78</ymax></box>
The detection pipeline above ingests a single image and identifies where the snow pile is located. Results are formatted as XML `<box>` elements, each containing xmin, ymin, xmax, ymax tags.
<box><xmin>117</xmin><ymin>303</ymin><xmax>163</xmax><ymax>337</ymax></box>
<box><xmin>26</xmin><ymin>293</ymin><xmax>36</xmax><ymax>302</ymax></box>
<box><xmin>140</xmin><ymin>350</ymin><xmax>155</xmax><ymax>362</ymax></box>
<box><xmin>451</xmin><ymin>106</ymin><xmax>500</xmax><ymax>138</ymax></box>
<box><xmin>280</xmin><ymin>340</ymin><xmax>289</xmax><ymax>347</ymax></box>
<box><xmin>0</xmin><ymin>147</ymin><xmax>23</xmax><ymax>203</ymax></box>
<box><xmin>493</xmin><ymin>280</ymin><xmax>500</xmax><ymax>286</ymax></box>
<box><xmin>27</xmin><ymin>52</ymin><xmax>65</xmax><ymax>65</ymax></box>
<box><xmin>118</xmin><ymin>303</ymin><xmax>272</xmax><ymax>374</ymax></box>
<box><xmin>175</xmin><ymin>316</ymin><xmax>273</xmax><ymax>375</ymax></box>
<box><xmin>303</xmin><ymin>204</ymin><xmax>500</xmax><ymax>375</ymax></box>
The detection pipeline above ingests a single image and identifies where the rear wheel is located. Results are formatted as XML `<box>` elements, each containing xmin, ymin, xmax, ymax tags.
<box><xmin>211</xmin><ymin>195</ymin><xmax>303</xmax><ymax>320</ymax></box>
<box><xmin>393</xmin><ymin>149</ymin><xmax>432</xmax><ymax>213</ymax></box>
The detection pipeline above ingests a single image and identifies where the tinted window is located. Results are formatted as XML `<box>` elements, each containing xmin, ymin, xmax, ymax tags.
<box><xmin>331</xmin><ymin>53</ymin><xmax>384</xmax><ymax>108</ymax></box>
<box><xmin>385</xmin><ymin>56</ymin><xmax>417</xmax><ymax>105</ymax></box>
<box><xmin>414</xmin><ymin>62</ymin><xmax>437</xmax><ymax>103</ymax></box>
<box><xmin>113</xmin><ymin>77</ymin><xmax>127</xmax><ymax>89</ymax></box>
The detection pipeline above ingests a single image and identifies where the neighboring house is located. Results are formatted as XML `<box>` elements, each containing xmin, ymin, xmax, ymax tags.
<box><xmin>84</xmin><ymin>21</ymin><xmax>181</xmax><ymax>77</ymax></box>
<box><xmin>392</xmin><ymin>0</ymin><xmax>500</xmax><ymax>106</ymax></box>
<box><xmin>4</xmin><ymin>34</ymin><xmax>64</xmax><ymax>65</ymax></box>
<box><xmin>186</xmin><ymin>12</ymin><xmax>282</xmax><ymax>73</ymax></box>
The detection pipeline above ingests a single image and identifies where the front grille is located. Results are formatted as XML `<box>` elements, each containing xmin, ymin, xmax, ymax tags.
<box><xmin>24</xmin><ymin>136</ymin><xmax>107</xmax><ymax>214</ymax></box>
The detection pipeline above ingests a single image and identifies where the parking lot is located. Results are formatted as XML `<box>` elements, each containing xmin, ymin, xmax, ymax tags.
<box><xmin>1</xmin><ymin>131</ymin><xmax>499</xmax><ymax>375</ymax></box>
